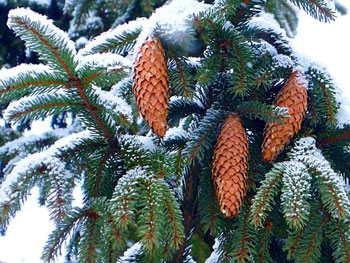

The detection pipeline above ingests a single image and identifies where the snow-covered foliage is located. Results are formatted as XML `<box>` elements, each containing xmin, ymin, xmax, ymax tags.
<box><xmin>0</xmin><ymin>0</ymin><xmax>349</xmax><ymax>262</ymax></box>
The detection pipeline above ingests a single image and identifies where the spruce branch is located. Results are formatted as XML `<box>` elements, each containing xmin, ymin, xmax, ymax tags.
<box><xmin>318</xmin><ymin>124</ymin><xmax>350</xmax><ymax>146</ymax></box>
<box><xmin>7</xmin><ymin>8</ymin><xmax>76</xmax><ymax>77</ymax></box>
<box><xmin>231</xmin><ymin>0</ymin><xmax>252</xmax><ymax>26</ymax></box>
<box><xmin>42</xmin><ymin>207</ymin><xmax>90</xmax><ymax>262</ymax></box>
<box><xmin>80</xmin><ymin>214</ymin><xmax>101</xmax><ymax>263</ymax></box>
<box><xmin>39</xmin><ymin>169</ymin><xmax>75</xmax><ymax>223</ymax></box>
<box><xmin>264</xmin><ymin>0</ymin><xmax>299</xmax><ymax>37</ymax></box>
<box><xmin>77</xmin><ymin>53</ymin><xmax>130</xmax><ymax>88</ymax></box>
<box><xmin>167</xmin><ymin>98</ymin><xmax>205</xmax><ymax>127</ymax></box>
<box><xmin>0</xmin><ymin>65</ymin><xmax>67</xmax><ymax>105</ymax></box>
<box><xmin>198</xmin><ymin>167</ymin><xmax>222</xmax><ymax>235</ymax></box>
<box><xmin>72</xmin><ymin>78</ymin><xmax>114</xmax><ymax>142</ymax></box>
<box><xmin>217</xmin><ymin>0</ymin><xmax>262</xmax><ymax>27</ymax></box>
<box><xmin>216</xmin><ymin>223</ymin><xmax>236</xmax><ymax>261</ymax></box>
<box><xmin>327</xmin><ymin>219</ymin><xmax>350</xmax><ymax>262</ymax></box>
<box><xmin>228</xmin><ymin>37</ymin><xmax>255</xmax><ymax>96</ymax></box>
<box><xmin>110</xmin><ymin>169</ymin><xmax>139</xmax><ymax>231</ymax></box>
<box><xmin>293</xmin><ymin>212</ymin><xmax>326</xmax><ymax>263</ymax></box>
<box><xmin>136</xmin><ymin>175</ymin><xmax>165</xmax><ymax>259</ymax></box>
<box><xmin>4</xmin><ymin>92</ymin><xmax>82</xmax><ymax>124</ymax></box>
<box><xmin>288</xmin><ymin>0</ymin><xmax>336</xmax><ymax>22</ymax></box>
<box><xmin>6</xmin><ymin>9</ymin><xmax>119</xmax><ymax>144</ymax></box>
<box><xmin>255</xmin><ymin>222</ymin><xmax>273</xmax><ymax>263</ymax></box>
<box><xmin>306</xmin><ymin>65</ymin><xmax>338</xmax><ymax>128</ymax></box>
<box><xmin>237</xmin><ymin>101</ymin><xmax>289</xmax><ymax>123</ymax></box>
<box><xmin>250</xmin><ymin>163</ymin><xmax>285</xmax><ymax>227</ymax></box>
<box><xmin>168</xmin><ymin>55</ymin><xmax>197</xmax><ymax>98</ymax></box>
<box><xmin>183</xmin><ymin>107</ymin><xmax>226</xmax><ymax>163</ymax></box>
<box><xmin>0</xmin><ymin>155</ymin><xmax>70</xmax><ymax>230</ymax></box>
<box><xmin>78</xmin><ymin>23</ymin><xmax>143</xmax><ymax>56</ymax></box>
<box><xmin>281</xmin><ymin>161</ymin><xmax>311</xmax><ymax>230</ymax></box>
<box><xmin>246</xmin><ymin>27</ymin><xmax>293</xmax><ymax>56</ymax></box>
<box><xmin>92</xmin><ymin>148</ymin><xmax>119</xmax><ymax>198</ymax></box>
<box><xmin>290</xmin><ymin>138</ymin><xmax>350</xmax><ymax>219</ymax></box>
<box><xmin>233</xmin><ymin>205</ymin><xmax>256</xmax><ymax>262</ymax></box>
<box><xmin>283</xmin><ymin>203</ymin><xmax>322</xmax><ymax>260</ymax></box>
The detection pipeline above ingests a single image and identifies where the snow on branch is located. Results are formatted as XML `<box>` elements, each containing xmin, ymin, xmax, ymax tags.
<box><xmin>76</xmin><ymin>53</ymin><xmax>131</xmax><ymax>73</ymax></box>
<box><xmin>3</xmin><ymin>90</ymin><xmax>75</xmax><ymax>124</ymax></box>
<box><xmin>0</xmin><ymin>64</ymin><xmax>65</xmax><ymax>104</ymax></box>
<box><xmin>0</xmin><ymin>130</ymin><xmax>91</xmax><ymax>203</ymax></box>
<box><xmin>7</xmin><ymin>8</ymin><xmax>76</xmax><ymax>76</ymax></box>
<box><xmin>289</xmin><ymin>137</ymin><xmax>350</xmax><ymax>219</ymax></box>
<box><xmin>251</xmin><ymin>163</ymin><xmax>285</xmax><ymax>228</ymax></box>
<box><xmin>281</xmin><ymin>161</ymin><xmax>311</xmax><ymax>229</ymax></box>
<box><xmin>78</xmin><ymin>18</ymin><xmax>146</xmax><ymax>56</ymax></box>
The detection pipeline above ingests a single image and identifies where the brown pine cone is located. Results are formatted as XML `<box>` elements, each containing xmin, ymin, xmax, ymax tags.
<box><xmin>262</xmin><ymin>71</ymin><xmax>308</xmax><ymax>162</ymax></box>
<box><xmin>133</xmin><ymin>34</ymin><xmax>169</xmax><ymax>138</ymax></box>
<box><xmin>212</xmin><ymin>114</ymin><xmax>249</xmax><ymax>218</ymax></box>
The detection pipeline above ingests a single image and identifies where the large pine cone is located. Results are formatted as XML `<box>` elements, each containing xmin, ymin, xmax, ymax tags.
<box><xmin>133</xmin><ymin>34</ymin><xmax>169</xmax><ymax>138</ymax></box>
<box><xmin>262</xmin><ymin>71</ymin><xmax>308</xmax><ymax>162</ymax></box>
<box><xmin>212</xmin><ymin>114</ymin><xmax>249</xmax><ymax>218</ymax></box>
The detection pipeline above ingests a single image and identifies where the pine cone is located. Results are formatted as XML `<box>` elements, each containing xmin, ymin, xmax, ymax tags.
<box><xmin>133</xmin><ymin>34</ymin><xmax>169</xmax><ymax>138</ymax></box>
<box><xmin>212</xmin><ymin>114</ymin><xmax>249</xmax><ymax>218</ymax></box>
<box><xmin>262</xmin><ymin>71</ymin><xmax>308</xmax><ymax>162</ymax></box>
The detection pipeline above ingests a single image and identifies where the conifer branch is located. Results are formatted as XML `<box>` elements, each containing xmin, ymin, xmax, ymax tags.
<box><xmin>329</xmin><ymin>220</ymin><xmax>350</xmax><ymax>262</ymax></box>
<box><xmin>235</xmin><ymin>206</ymin><xmax>253</xmax><ymax>261</ymax></box>
<box><xmin>288</xmin><ymin>0</ymin><xmax>336</xmax><ymax>22</ymax></box>
<box><xmin>169</xmin><ymin>54</ymin><xmax>189</xmax><ymax>97</ymax></box>
<box><xmin>336</xmin><ymin>220</ymin><xmax>350</xmax><ymax>262</ymax></box>
<box><xmin>93</xmin><ymin>149</ymin><xmax>114</xmax><ymax>197</ymax></box>
<box><xmin>46</xmin><ymin>172</ymin><xmax>72</xmax><ymax>222</ymax></box>
<box><xmin>0</xmin><ymin>66</ymin><xmax>67</xmax><ymax>104</ymax></box>
<box><xmin>231</xmin><ymin>0</ymin><xmax>251</xmax><ymax>26</ymax></box>
<box><xmin>138</xmin><ymin>177</ymin><xmax>159</xmax><ymax>257</ymax></box>
<box><xmin>74</xmin><ymin>79</ymin><xmax>114</xmax><ymax>142</ymax></box>
<box><xmin>285</xmin><ymin>204</ymin><xmax>327</xmax><ymax>262</ymax></box>
<box><xmin>251</xmin><ymin>163</ymin><xmax>285</xmax><ymax>227</ymax></box>
<box><xmin>256</xmin><ymin>222</ymin><xmax>273</xmax><ymax>263</ymax></box>
<box><xmin>183</xmin><ymin>108</ymin><xmax>225</xmax><ymax>163</ymax></box>
<box><xmin>320</xmin><ymin>81</ymin><xmax>336</xmax><ymax>125</ymax></box>
<box><xmin>42</xmin><ymin>207</ymin><xmax>93</xmax><ymax>262</ymax></box>
<box><xmin>304</xmin><ymin>215</ymin><xmax>325</xmax><ymax>263</ymax></box>
<box><xmin>6</xmin><ymin>96</ymin><xmax>80</xmax><ymax>123</ymax></box>
<box><xmin>167</xmin><ymin>53</ymin><xmax>196</xmax><ymax>98</ymax></box>
<box><xmin>307</xmin><ymin>67</ymin><xmax>338</xmax><ymax>127</ymax></box>
<box><xmin>8</xmin><ymin>8</ymin><xmax>76</xmax><ymax>77</ymax></box>
<box><xmin>198</xmin><ymin>168</ymin><xmax>221</xmax><ymax>235</ymax></box>
<box><xmin>85</xmin><ymin>216</ymin><xmax>99</xmax><ymax>263</ymax></box>
<box><xmin>281</xmin><ymin>161</ymin><xmax>311</xmax><ymax>230</ymax></box>
<box><xmin>237</xmin><ymin>101</ymin><xmax>289</xmax><ymax>123</ymax></box>
<box><xmin>111</xmin><ymin>170</ymin><xmax>138</xmax><ymax>230</ymax></box>
<box><xmin>289</xmin><ymin>138</ymin><xmax>350</xmax><ymax>219</ymax></box>
<box><xmin>318</xmin><ymin>129</ymin><xmax>350</xmax><ymax>146</ymax></box>
<box><xmin>158</xmin><ymin>178</ymin><xmax>185</xmax><ymax>252</ymax></box>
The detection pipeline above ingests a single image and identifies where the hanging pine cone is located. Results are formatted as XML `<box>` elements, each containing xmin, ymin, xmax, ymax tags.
<box><xmin>132</xmin><ymin>34</ymin><xmax>169</xmax><ymax>138</ymax></box>
<box><xmin>212</xmin><ymin>114</ymin><xmax>249</xmax><ymax>218</ymax></box>
<box><xmin>262</xmin><ymin>71</ymin><xmax>308</xmax><ymax>162</ymax></box>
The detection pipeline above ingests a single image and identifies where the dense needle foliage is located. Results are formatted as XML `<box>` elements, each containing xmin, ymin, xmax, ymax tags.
<box><xmin>0</xmin><ymin>0</ymin><xmax>350</xmax><ymax>262</ymax></box>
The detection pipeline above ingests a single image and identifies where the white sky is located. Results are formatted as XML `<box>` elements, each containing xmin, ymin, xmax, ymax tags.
<box><xmin>1</xmin><ymin>2</ymin><xmax>350</xmax><ymax>263</ymax></box>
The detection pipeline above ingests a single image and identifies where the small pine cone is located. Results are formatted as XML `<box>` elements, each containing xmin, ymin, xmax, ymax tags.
<box><xmin>212</xmin><ymin>114</ymin><xmax>249</xmax><ymax>218</ymax></box>
<box><xmin>262</xmin><ymin>71</ymin><xmax>308</xmax><ymax>162</ymax></box>
<box><xmin>133</xmin><ymin>34</ymin><xmax>169</xmax><ymax>138</ymax></box>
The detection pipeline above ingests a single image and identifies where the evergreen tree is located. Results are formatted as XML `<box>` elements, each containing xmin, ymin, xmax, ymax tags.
<box><xmin>0</xmin><ymin>0</ymin><xmax>350</xmax><ymax>262</ymax></box>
